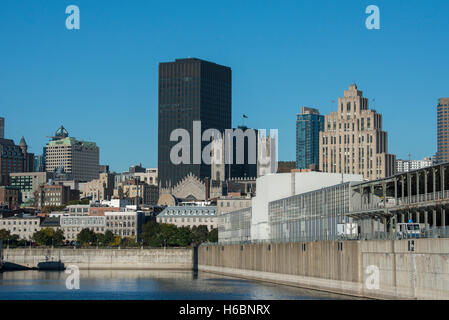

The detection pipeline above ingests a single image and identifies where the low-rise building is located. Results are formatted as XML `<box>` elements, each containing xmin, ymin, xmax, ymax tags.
<box><xmin>82</xmin><ymin>173</ymin><xmax>115</xmax><ymax>201</ymax></box>
<box><xmin>67</xmin><ymin>204</ymin><xmax>90</xmax><ymax>215</ymax></box>
<box><xmin>0</xmin><ymin>186</ymin><xmax>20</xmax><ymax>209</ymax></box>
<box><xmin>105</xmin><ymin>211</ymin><xmax>145</xmax><ymax>240</ymax></box>
<box><xmin>89</xmin><ymin>205</ymin><xmax>120</xmax><ymax>216</ymax></box>
<box><xmin>0</xmin><ymin>214</ymin><xmax>40</xmax><ymax>240</ymax></box>
<box><xmin>217</xmin><ymin>194</ymin><xmax>252</xmax><ymax>216</ymax></box>
<box><xmin>35</xmin><ymin>182</ymin><xmax>80</xmax><ymax>208</ymax></box>
<box><xmin>396</xmin><ymin>157</ymin><xmax>433</xmax><ymax>173</ymax></box>
<box><xmin>157</xmin><ymin>205</ymin><xmax>217</xmax><ymax>231</ymax></box>
<box><xmin>40</xmin><ymin>216</ymin><xmax>61</xmax><ymax>231</ymax></box>
<box><xmin>115</xmin><ymin>179</ymin><xmax>159</xmax><ymax>206</ymax></box>
<box><xmin>60</xmin><ymin>215</ymin><xmax>106</xmax><ymax>242</ymax></box>
<box><xmin>9</xmin><ymin>172</ymin><xmax>50</xmax><ymax>205</ymax></box>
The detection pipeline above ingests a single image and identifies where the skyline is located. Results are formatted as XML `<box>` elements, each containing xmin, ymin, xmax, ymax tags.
<box><xmin>1</xmin><ymin>0</ymin><xmax>449</xmax><ymax>172</ymax></box>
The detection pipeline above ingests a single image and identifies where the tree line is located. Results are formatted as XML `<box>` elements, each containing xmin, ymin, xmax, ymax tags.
<box><xmin>0</xmin><ymin>221</ymin><xmax>218</xmax><ymax>248</ymax></box>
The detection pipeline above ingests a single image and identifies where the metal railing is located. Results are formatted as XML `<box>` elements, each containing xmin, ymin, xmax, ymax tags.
<box><xmin>352</xmin><ymin>191</ymin><xmax>449</xmax><ymax>212</ymax></box>
<box><xmin>205</xmin><ymin>226</ymin><xmax>449</xmax><ymax>246</ymax></box>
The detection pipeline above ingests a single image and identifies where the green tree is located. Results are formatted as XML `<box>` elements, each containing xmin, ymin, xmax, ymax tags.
<box><xmin>120</xmin><ymin>236</ymin><xmax>138</xmax><ymax>247</ymax></box>
<box><xmin>33</xmin><ymin>228</ymin><xmax>56</xmax><ymax>246</ymax></box>
<box><xmin>103</xmin><ymin>230</ymin><xmax>115</xmax><ymax>246</ymax></box>
<box><xmin>191</xmin><ymin>225</ymin><xmax>209</xmax><ymax>244</ymax></box>
<box><xmin>64</xmin><ymin>199</ymin><xmax>90</xmax><ymax>207</ymax></box>
<box><xmin>174</xmin><ymin>226</ymin><xmax>192</xmax><ymax>247</ymax></box>
<box><xmin>208</xmin><ymin>228</ymin><xmax>218</xmax><ymax>242</ymax></box>
<box><xmin>77</xmin><ymin>228</ymin><xmax>97</xmax><ymax>246</ymax></box>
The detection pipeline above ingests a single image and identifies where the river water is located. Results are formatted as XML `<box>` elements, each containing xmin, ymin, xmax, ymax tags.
<box><xmin>0</xmin><ymin>270</ymin><xmax>356</xmax><ymax>300</ymax></box>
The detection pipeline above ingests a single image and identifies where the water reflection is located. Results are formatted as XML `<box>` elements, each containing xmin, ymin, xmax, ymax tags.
<box><xmin>0</xmin><ymin>270</ymin><xmax>358</xmax><ymax>300</ymax></box>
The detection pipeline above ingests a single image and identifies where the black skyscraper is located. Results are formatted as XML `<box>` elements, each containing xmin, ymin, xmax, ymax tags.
<box><xmin>158</xmin><ymin>58</ymin><xmax>232</xmax><ymax>187</ymax></box>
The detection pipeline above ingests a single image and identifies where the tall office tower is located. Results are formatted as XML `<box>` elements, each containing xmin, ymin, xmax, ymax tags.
<box><xmin>436</xmin><ymin>98</ymin><xmax>449</xmax><ymax>164</ymax></box>
<box><xmin>0</xmin><ymin>117</ymin><xmax>4</xmax><ymax>139</ymax></box>
<box><xmin>158</xmin><ymin>58</ymin><xmax>232</xmax><ymax>187</ymax></box>
<box><xmin>319</xmin><ymin>84</ymin><xmax>396</xmax><ymax>180</ymax></box>
<box><xmin>296</xmin><ymin>107</ymin><xmax>324</xmax><ymax>170</ymax></box>
<box><xmin>44</xmin><ymin>126</ymin><xmax>99</xmax><ymax>182</ymax></box>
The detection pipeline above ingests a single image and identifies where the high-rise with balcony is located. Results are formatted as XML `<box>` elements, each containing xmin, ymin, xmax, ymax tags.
<box><xmin>436</xmin><ymin>98</ymin><xmax>449</xmax><ymax>164</ymax></box>
<box><xmin>158</xmin><ymin>58</ymin><xmax>232</xmax><ymax>188</ymax></box>
<box><xmin>296</xmin><ymin>107</ymin><xmax>324</xmax><ymax>170</ymax></box>
<box><xmin>319</xmin><ymin>84</ymin><xmax>396</xmax><ymax>180</ymax></box>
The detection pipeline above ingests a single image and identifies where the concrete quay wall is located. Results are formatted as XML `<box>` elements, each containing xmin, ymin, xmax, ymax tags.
<box><xmin>2</xmin><ymin>248</ymin><xmax>194</xmax><ymax>270</ymax></box>
<box><xmin>198</xmin><ymin>239</ymin><xmax>449</xmax><ymax>300</ymax></box>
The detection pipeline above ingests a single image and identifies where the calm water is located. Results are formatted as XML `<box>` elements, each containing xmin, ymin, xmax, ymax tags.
<box><xmin>0</xmin><ymin>270</ymin><xmax>356</xmax><ymax>300</ymax></box>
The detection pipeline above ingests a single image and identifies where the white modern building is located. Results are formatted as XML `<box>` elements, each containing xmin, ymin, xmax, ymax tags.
<box><xmin>244</xmin><ymin>171</ymin><xmax>363</xmax><ymax>241</ymax></box>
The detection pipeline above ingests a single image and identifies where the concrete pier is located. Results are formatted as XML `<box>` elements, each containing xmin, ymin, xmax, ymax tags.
<box><xmin>2</xmin><ymin>248</ymin><xmax>194</xmax><ymax>270</ymax></box>
<box><xmin>199</xmin><ymin>239</ymin><xmax>449</xmax><ymax>300</ymax></box>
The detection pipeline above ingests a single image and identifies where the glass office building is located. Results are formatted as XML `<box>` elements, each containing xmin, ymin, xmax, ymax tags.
<box><xmin>296</xmin><ymin>107</ymin><xmax>324</xmax><ymax>170</ymax></box>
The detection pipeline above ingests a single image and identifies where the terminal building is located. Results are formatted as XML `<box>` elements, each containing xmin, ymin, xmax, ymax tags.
<box><xmin>218</xmin><ymin>171</ymin><xmax>363</xmax><ymax>243</ymax></box>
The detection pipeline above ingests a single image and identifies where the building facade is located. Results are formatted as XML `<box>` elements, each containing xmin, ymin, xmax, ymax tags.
<box><xmin>437</xmin><ymin>98</ymin><xmax>449</xmax><ymax>163</ymax></box>
<box><xmin>218</xmin><ymin>207</ymin><xmax>252</xmax><ymax>243</ymax></box>
<box><xmin>319</xmin><ymin>84</ymin><xmax>396</xmax><ymax>180</ymax></box>
<box><xmin>9</xmin><ymin>172</ymin><xmax>50</xmax><ymax>205</ymax></box>
<box><xmin>105</xmin><ymin>211</ymin><xmax>145</xmax><ymax>240</ymax></box>
<box><xmin>0</xmin><ymin>136</ymin><xmax>34</xmax><ymax>186</ymax></box>
<box><xmin>396</xmin><ymin>157</ymin><xmax>433</xmax><ymax>173</ymax></box>
<box><xmin>0</xmin><ymin>214</ymin><xmax>40</xmax><ymax>240</ymax></box>
<box><xmin>60</xmin><ymin>215</ymin><xmax>106</xmax><ymax>241</ymax></box>
<box><xmin>217</xmin><ymin>195</ymin><xmax>252</xmax><ymax>216</ymax></box>
<box><xmin>35</xmin><ymin>183</ymin><xmax>80</xmax><ymax>208</ymax></box>
<box><xmin>268</xmin><ymin>182</ymin><xmax>360</xmax><ymax>242</ymax></box>
<box><xmin>82</xmin><ymin>173</ymin><xmax>115</xmax><ymax>201</ymax></box>
<box><xmin>156</xmin><ymin>205</ymin><xmax>217</xmax><ymax>231</ymax></box>
<box><xmin>0</xmin><ymin>186</ymin><xmax>20</xmax><ymax>209</ymax></box>
<box><xmin>158</xmin><ymin>58</ymin><xmax>232</xmax><ymax>187</ymax></box>
<box><xmin>296</xmin><ymin>107</ymin><xmax>324</xmax><ymax>170</ymax></box>
<box><xmin>45</xmin><ymin>126</ymin><xmax>99</xmax><ymax>182</ymax></box>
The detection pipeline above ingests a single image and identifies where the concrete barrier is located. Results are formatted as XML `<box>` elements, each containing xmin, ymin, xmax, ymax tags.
<box><xmin>2</xmin><ymin>248</ymin><xmax>194</xmax><ymax>270</ymax></box>
<box><xmin>199</xmin><ymin>239</ymin><xmax>449</xmax><ymax>300</ymax></box>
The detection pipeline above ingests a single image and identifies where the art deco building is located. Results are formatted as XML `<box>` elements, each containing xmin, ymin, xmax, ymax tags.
<box><xmin>436</xmin><ymin>98</ymin><xmax>449</xmax><ymax>163</ymax></box>
<box><xmin>319</xmin><ymin>84</ymin><xmax>396</xmax><ymax>180</ymax></box>
<box><xmin>44</xmin><ymin>126</ymin><xmax>99</xmax><ymax>182</ymax></box>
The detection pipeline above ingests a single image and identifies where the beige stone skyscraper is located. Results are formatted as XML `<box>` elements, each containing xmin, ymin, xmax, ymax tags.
<box><xmin>45</xmin><ymin>126</ymin><xmax>99</xmax><ymax>182</ymax></box>
<box><xmin>319</xmin><ymin>84</ymin><xmax>395</xmax><ymax>180</ymax></box>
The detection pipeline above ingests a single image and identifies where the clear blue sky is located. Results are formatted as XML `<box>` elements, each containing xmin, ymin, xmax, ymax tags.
<box><xmin>1</xmin><ymin>0</ymin><xmax>448</xmax><ymax>172</ymax></box>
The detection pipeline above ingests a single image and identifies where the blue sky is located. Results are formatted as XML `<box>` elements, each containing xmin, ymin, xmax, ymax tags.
<box><xmin>1</xmin><ymin>0</ymin><xmax>448</xmax><ymax>172</ymax></box>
